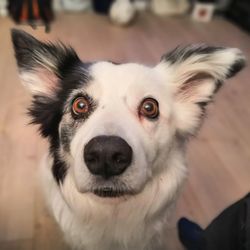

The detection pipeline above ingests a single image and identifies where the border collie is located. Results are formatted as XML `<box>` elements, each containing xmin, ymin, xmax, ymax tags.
<box><xmin>11</xmin><ymin>29</ymin><xmax>245</xmax><ymax>250</ymax></box>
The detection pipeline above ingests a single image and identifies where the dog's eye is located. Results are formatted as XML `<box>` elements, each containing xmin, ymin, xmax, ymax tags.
<box><xmin>72</xmin><ymin>97</ymin><xmax>90</xmax><ymax>116</ymax></box>
<box><xmin>139</xmin><ymin>98</ymin><xmax>159</xmax><ymax>120</ymax></box>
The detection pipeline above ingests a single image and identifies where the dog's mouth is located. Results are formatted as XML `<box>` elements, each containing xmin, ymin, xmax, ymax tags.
<box><xmin>92</xmin><ymin>187</ymin><xmax>133</xmax><ymax>198</ymax></box>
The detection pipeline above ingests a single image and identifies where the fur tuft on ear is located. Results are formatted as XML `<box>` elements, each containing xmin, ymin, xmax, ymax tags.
<box><xmin>11</xmin><ymin>29</ymin><xmax>80</xmax><ymax>95</ymax></box>
<box><xmin>156</xmin><ymin>44</ymin><xmax>246</xmax><ymax>136</ymax></box>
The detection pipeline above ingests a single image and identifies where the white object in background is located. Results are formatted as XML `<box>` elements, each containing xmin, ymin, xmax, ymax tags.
<box><xmin>53</xmin><ymin>0</ymin><xmax>64</xmax><ymax>12</ymax></box>
<box><xmin>109</xmin><ymin>0</ymin><xmax>136</xmax><ymax>26</ymax></box>
<box><xmin>192</xmin><ymin>3</ymin><xmax>215</xmax><ymax>22</ymax></box>
<box><xmin>150</xmin><ymin>0</ymin><xmax>190</xmax><ymax>16</ymax></box>
<box><xmin>62</xmin><ymin>0</ymin><xmax>91</xmax><ymax>12</ymax></box>
<box><xmin>134</xmin><ymin>0</ymin><xmax>149</xmax><ymax>11</ymax></box>
<box><xmin>0</xmin><ymin>0</ymin><xmax>7</xmax><ymax>17</ymax></box>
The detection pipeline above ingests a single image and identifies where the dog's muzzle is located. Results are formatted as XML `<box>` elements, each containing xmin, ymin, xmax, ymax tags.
<box><xmin>84</xmin><ymin>136</ymin><xmax>133</xmax><ymax>179</ymax></box>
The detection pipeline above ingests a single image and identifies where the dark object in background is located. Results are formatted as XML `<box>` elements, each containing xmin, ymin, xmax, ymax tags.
<box><xmin>197</xmin><ymin>0</ymin><xmax>216</xmax><ymax>3</ymax></box>
<box><xmin>92</xmin><ymin>0</ymin><xmax>115</xmax><ymax>14</ymax></box>
<box><xmin>226</xmin><ymin>0</ymin><xmax>250</xmax><ymax>33</ymax></box>
<box><xmin>8</xmin><ymin>0</ymin><xmax>54</xmax><ymax>32</ymax></box>
<box><xmin>178</xmin><ymin>218</ymin><xmax>205</xmax><ymax>250</ymax></box>
<box><xmin>178</xmin><ymin>193</ymin><xmax>250</xmax><ymax>250</ymax></box>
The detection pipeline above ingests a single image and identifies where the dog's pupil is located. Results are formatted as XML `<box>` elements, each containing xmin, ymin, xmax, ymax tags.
<box><xmin>144</xmin><ymin>103</ymin><xmax>153</xmax><ymax>112</ymax></box>
<box><xmin>78</xmin><ymin>102</ymin><xmax>85</xmax><ymax>109</ymax></box>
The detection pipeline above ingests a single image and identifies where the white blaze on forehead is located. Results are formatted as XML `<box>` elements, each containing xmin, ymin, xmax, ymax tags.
<box><xmin>87</xmin><ymin>62</ymin><xmax>172</xmax><ymax>104</ymax></box>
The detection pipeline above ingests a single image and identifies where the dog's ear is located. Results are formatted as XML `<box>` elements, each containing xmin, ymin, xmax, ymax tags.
<box><xmin>11</xmin><ymin>29</ymin><xmax>80</xmax><ymax>96</ymax></box>
<box><xmin>156</xmin><ymin>44</ymin><xmax>246</xmax><ymax>136</ymax></box>
<box><xmin>11</xmin><ymin>30</ymin><xmax>83</xmax><ymax>138</ymax></box>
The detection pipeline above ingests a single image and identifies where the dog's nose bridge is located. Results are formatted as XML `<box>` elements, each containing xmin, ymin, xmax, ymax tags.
<box><xmin>95</xmin><ymin>104</ymin><xmax>129</xmax><ymax>135</ymax></box>
<box><xmin>77</xmin><ymin>99</ymin><xmax>137</xmax><ymax>151</ymax></box>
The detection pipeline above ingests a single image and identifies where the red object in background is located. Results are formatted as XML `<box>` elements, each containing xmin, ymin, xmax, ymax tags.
<box><xmin>33</xmin><ymin>0</ymin><xmax>40</xmax><ymax>19</ymax></box>
<box><xmin>20</xmin><ymin>0</ymin><xmax>28</xmax><ymax>21</ymax></box>
<box><xmin>198</xmin><ymin>8</ymin><xmax>207</xmax><ymax>17</ymax></box>
<box><xmin>8</xmin><ymin>0</ymin><xmax>54</xmax><ymax>32</ymax></box>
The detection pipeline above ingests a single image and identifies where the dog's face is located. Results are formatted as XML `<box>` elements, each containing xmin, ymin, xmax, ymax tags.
<box><xmin>62</xmin><ymin>62</ymin><xmax>177</xmax><ymax>197</ymax></box>
<box><xmin>12</xmin><ymin>30</ymin><xmax>245</xmax><ymax>203</ymax></box>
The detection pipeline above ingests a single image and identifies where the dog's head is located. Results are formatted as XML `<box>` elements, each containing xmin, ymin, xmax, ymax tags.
<box><xmin>12</xmin><ymin>30</ymin><xmax>245</xmax><ymax>203</ymax></box>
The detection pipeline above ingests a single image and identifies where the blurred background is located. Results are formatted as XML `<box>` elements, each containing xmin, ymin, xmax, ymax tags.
<box><xmin>0</xmin><ymin>0</ymin><xmax>249</xmax><ymax>249</ymax></box>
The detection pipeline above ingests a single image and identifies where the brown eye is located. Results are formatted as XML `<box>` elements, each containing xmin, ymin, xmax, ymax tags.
<box><xmin>72</xmin><ymin>97</ymin><xmax>90</xmax><ymax>116</ymax></box>
<box><xmin>139</xmin><ymin>98</ymin><xmax>159</xmax><ymax>119</ymax></box>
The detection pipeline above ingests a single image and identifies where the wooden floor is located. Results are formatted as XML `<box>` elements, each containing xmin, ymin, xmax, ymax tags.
<box><xmin>0</xmin><ymin>12</ymin><xmax>250</xmax><ymax>250</ymax></box>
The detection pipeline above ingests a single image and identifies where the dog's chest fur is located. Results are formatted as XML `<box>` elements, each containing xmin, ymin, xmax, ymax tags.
<box><xmin>41</xmin><ymin>152</ymin><xmax>185</xmax><ymax>250</ymax></box>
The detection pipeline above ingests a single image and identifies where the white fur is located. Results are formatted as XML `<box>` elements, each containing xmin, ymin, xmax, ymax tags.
<box><xmin>20</xmin><ymin>70</ymin><xmax>58</xmax><ymax>96</ymax></box>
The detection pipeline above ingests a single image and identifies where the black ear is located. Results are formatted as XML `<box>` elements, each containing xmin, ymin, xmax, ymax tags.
<box><xmin>11</xmin><ymin>29</ymin><xmax>84</xmax><ymax>138</ymax></box>
<box><xmin>156</xmin><ymin>44</ymin><xmax>246</xmax><ymax>136</ymax></box>
<box><xmin>11</xmin><ymin>29</ymin><xmax>80</xmax><ymax>95</ymax></box>
<box><xmin>12</xmin><ymin>29</ymin><xmax>43</xmax><ymax>70</ymax></box>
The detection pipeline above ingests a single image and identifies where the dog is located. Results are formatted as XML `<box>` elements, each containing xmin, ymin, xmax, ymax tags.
<box><xmin>11</xmin><ymin>29</ymin><xmax>246</xmax><ymax>250</ymax></box>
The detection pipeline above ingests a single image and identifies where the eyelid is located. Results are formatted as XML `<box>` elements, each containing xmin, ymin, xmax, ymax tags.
<box><xmin>71</xmin><ymin>93</ymin><xmax>91</xmax><ymax>104</ymax></box>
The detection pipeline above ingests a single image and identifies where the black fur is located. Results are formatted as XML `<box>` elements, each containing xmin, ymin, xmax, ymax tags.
<box><xmin>52</xmin><ymin>155</ymin><xmax>69</xmax><ymax>184</ymax></box>
<box><xmin>31</xmin><ymin>65</ymin><xmax>91</xmax><ymax>184</ymax></box>
<box><xmin>60</xmin><ymin>125</ymin><xmax>73</xmax><ymax>152</ymax></box>
<box><xmin>12</xmin><ymin>29</ymin><xmax>92</xmax><ymax>184</ymax></box>
<box><xmin>26</xmin><ymin>62</ymin><xmax>91</xmax><ymax>139</ymax></box>
<box><xmin>226</xmin><ymin>59</ymin><xmax>246</xmax><ymax>78</ymax></box>
<box><xmin>107</xmin><ymin>60</ymin><xmax>121</xmax><ymax>65</ymax></box>
<box><xmin>11</xmin><ymin>29</ymin><xmax>80</xmax><ymax>76</ymax></box>
<box><xmin>161</xmin><ymin>44</ymin><xmax>224</xmax><ymax>65</ymax></box>
<box><xmin>213</xmin><ymin>80</ymin><xmax>223</xmax><ymax>94</ymax></box>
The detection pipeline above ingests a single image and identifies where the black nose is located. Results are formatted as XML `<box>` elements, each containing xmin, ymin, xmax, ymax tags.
<box><xmin>84</xmin><ymin>136</ymin><xmax>133</xmax><ymax>179</ymax></box>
